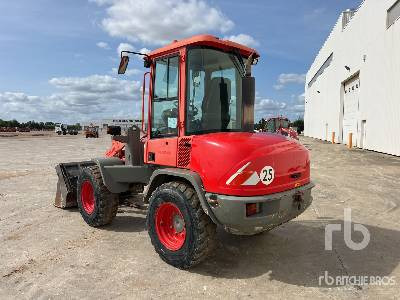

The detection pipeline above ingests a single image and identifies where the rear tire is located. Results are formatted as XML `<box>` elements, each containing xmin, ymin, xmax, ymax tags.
<box><xmin>147</xmin><ymin>181</ymin><xmax>216</xmax><ymax>269</ymax></box>
<box><xmin>77</xmin><ymin>166</ymin><xmax>118</xmax><ymax>227</ymax></box>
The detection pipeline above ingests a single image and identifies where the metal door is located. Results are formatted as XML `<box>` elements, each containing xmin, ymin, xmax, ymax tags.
<box><xmin>342</xmin><ymin>76</ymin><xmax>360</xmax><ymax>146</ymax></box>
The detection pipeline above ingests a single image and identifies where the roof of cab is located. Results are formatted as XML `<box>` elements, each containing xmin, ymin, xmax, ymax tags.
<box><xmin>147</xmin><ymin>34</ymin><xmax>259</xmax><ymax>59</ymax></box>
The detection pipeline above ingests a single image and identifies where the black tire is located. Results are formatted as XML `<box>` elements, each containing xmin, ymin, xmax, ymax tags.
<box><xmin>146</xmin><ymin>181</ymin><xmax>216</xmax><ymax>269</ymax></box>
<box><xmin>77</xmin><ymin>166</ymin><xmax>118</xmax><ymax>227</ymax></box>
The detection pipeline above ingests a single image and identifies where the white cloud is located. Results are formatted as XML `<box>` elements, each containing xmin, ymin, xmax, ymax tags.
<box><xmin>288</xmin><ymin>93</ymin><xmax>306</xmax><ymax>115</ymax></box>
<box><xmin>91</xmin><ymin>0</ymin><xmax>234</xmax><ymax>45</ymax></box>
<box><xmin>0</xmin><ymin>75</ymin><xmax>142</xmax><ymax>123</ymax></box>
<box><xmin>116</xmin><ymin>43</ymin><xmax>151</xmax><ymax>57</ymax></box>
<box><xmin>288</xmin><ymin>104</ymin><xmax>305</xmax><ymax>113</ymax></box>
<box><xmin>297</xmin><ymin>92</ymin><xmax>305</xmax><ymax>103</ymax></box>
<box><xmin>117</xmin><ymin>42</ymin><xmax>135</xmax><ymax>56</ymax></box>
<box><xmin>223</xmin><ymin>34</ymin><xmax>259</xmax><ymax>48</ymax></box>
<box><xmin>139</xmin><ymin>48</ymin><xmax>151</xmax><ymax>55</ymax></box>
<box><xmin>256</xmin><ymin>98</ymin><xmax>287</xmax><ymax>111</ymax></box>
<box><xmin>111</xmin><ymin>67</ymin><xmax>141</xmax><ymax>76</ymax></box>
<box><xmin>96</xmin><ymin>41</ymin><xmax>110</xmax><ymax>49</ymax></box>
<box><xmin>255</xmin><ymin>97</ymin><xmax>287</xmax><ymax>121</ymax></box>
<box><xmin>274</xmin><ymin>73</ymin><xmax>306</xmax><ymax>90</ymax></box>
<box><xmin>253</xmin><ymin>91</ymin><xmax>306</xmax><ymax>122</ymax></box>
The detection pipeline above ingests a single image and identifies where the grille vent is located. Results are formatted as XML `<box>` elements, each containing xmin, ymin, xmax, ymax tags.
<box><xmin>177</xmin><ymin>137</ymin><xmax>192</xmax><ymax>168</ymax></box>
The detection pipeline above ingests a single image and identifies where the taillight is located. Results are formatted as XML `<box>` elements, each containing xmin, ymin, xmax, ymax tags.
<box><xmin>246</xmin><ymin>203</ymin><xmax>260</xmax><ymax>217</ymax></box>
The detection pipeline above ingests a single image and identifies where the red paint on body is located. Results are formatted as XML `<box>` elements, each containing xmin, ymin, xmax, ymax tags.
<box><xmin>189</xmin><ymin>132</ymin><xmax>310</xmax><ymax>196</ymax></box>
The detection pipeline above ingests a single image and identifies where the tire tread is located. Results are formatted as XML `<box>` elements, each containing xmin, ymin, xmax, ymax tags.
<box><xmin>78</xmin><ymin>166</ymin><xmax>118</xmax><ymax>227</ymax></box>
<box><xmin>147</xmin><ymin>181</ymin><xmax>216</xmax><ymax>268</ymax></box>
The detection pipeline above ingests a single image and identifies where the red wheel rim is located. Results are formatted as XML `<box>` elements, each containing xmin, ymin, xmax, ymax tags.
<box><xmin>81</xmin><ymin>180</ymin><xmax>95</xmax><ymax>214</ymax></box>
<box><xmin>155</xmin><ymin>202</ymin><xmax>186</xmax><ymax>251</ymax></box>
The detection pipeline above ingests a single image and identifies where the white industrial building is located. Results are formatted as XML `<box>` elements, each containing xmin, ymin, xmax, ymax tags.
<box><xmin>100</xmin><ymin>119</ymin><xmax>141</xmax><ymax>131</ymax></box>
<box><xmin>304</xmin><ymin>0</ymin><xmax>400</xmax><ymax>156</ymax></box>
<box><xmin>81</xmin><ymin>119</ymin><xmax>141</xmax><ymax>131</ymax></box>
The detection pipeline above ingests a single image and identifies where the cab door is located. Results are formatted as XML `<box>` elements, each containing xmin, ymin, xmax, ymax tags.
<box><xmin>146</xmin><ymin>55</ymin><xmax>180</xmax><ymax>166</ymax></box>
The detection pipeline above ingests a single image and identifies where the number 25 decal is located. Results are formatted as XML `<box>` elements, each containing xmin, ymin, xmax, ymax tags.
<box><xmin>260</xmin><ymin>166</ymin><xmax>274</xmax><ymax>186</ymax></box>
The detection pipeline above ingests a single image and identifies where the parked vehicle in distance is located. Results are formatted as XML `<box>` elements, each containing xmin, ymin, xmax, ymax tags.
<box><xmin>55</xmin><ymin>123</ymin><xmax>67</xmax><ymax>135</ymax></box>
<box><xmin>265</xmin><ymin>117</ymin><xmax>299</xmax><ymax>140</ymax></box>
<box><xmin>17</xmin><ymin>127</ymin><xmax>31</xmax><ymax>132</ymax></box>
<box><xmin>68</xmin><ymin>129</ymin><xmax>78</xmax><ymax>135</ymax></box>
<box><xmin>0</xmin><ymin>127</ymin><xmax>17</xmax><ymax>132</ymax></box>
<box><xmin>85</xmin><ymin>126</ymin><xmax>99</xmax><ymax>138</ymax></box>
<box><xmin>107</xmin><ymin>125</ymin><xmax>121</xmax><ymax>136</ymax></box>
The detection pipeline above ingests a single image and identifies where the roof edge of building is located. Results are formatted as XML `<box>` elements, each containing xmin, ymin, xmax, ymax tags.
<box><xmin>306</xmin><ymin>0</ymin><xmax>366</xmax><ymax>82</ymax></box>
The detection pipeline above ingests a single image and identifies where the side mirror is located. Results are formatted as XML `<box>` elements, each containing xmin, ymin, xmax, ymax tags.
<box><xmin>118</xmin><ymin>56</ymin><xmax>130</xmax><ymax>74</ymax></box>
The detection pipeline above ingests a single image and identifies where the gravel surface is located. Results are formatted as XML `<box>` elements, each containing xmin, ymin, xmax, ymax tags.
<box><xmin>0</xmin><ymin>133</ymin><xmax>399</xmax><ymax>299</ymax></box>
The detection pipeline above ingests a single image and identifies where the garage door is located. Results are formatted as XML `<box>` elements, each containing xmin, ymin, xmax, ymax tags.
<box><xmin>342</xmin><ymin>76</ymin><xmax>360</xmax><ymax>146</ymax></box>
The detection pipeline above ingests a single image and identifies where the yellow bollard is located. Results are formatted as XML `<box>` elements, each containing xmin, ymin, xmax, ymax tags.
<box><xmin>348</xmin><ymin>133</ymin><xmax>353</xmax><ymax>149</ymax></box>
<box><xmin>332</xmin><ymin>132</ymin><xmax>335</xmax><ymax>144</ymax></box>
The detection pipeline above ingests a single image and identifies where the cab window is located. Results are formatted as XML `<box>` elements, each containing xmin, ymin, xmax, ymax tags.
<box><xmin>152</xmin><ymin>56</ymin><xmax>179</xmax><ymax>138</ymax></box>
<box><xmin>186</xmin><ymin>48</ymin><xmax>243</xmax><ymax>135</ymax></box>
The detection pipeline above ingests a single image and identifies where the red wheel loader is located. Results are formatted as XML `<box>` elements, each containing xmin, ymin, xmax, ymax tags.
<box><xmin>55</xmin><ymin>35</ymin><xmax>314</xmax><ymax>269</ymax></box>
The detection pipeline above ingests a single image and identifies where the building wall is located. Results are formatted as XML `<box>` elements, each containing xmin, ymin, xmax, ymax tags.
<box><xmin>82</xmin><ymin>119</ymin><xmax>142</xmax><ymax>131</ymax></box>
<box><xmin>102</xmin><ymin>119</ymin><xmax>142</xmax><ymax>129</ymax></box>
<box><xmin>304</xmin><ymin>0</ymin><xmax>400</xmax><ymax>156</ymax></box>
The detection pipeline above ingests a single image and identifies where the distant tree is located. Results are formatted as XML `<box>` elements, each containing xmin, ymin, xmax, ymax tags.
<box><xmin>255</xmin><ymin>118</ymin><xmax>267</xmax><ymax>131</ymax></box>
<box><xmin>44</xmin><ymin>122</ymin><xmax>55</xmax><ymax>130</ymax></box>
<box><xmin>290</xmin><ymin>119</ymin><xmax>304</xmax><ymax>134</ymax></box>
<box><xmin>9</xmin><ymin>119</ymin><xmax>20</xmax><ymax>128</ymax></box>
<box><xmin>0</xmin><ymin>119</ymin><xmax>81</xmax><ymax>131</ymax></box>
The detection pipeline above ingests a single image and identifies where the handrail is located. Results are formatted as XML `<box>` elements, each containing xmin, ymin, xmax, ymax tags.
<box><xmin>142</xmin><ymin>72</ymin><xmax>151</xmax><ymax>134</ymax></box>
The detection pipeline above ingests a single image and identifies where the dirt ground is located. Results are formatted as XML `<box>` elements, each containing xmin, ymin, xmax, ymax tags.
<box><xmin>0</xmin><ymin>132</ymin><xmax>399</xmax><ymax>299</ymax></box>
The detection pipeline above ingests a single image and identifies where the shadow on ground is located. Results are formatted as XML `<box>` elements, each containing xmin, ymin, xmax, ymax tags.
<box><xmin>103</xmin><ymin>214</ymin><xmax>146</xmax><ymax>233</ymax></box>
<box><xmin>64</xmin><ymin>206</ymin><xmax>147</xmax><ymax>233</ymax></box>
<box><xmin>66</xmin><ymin>205</ymin><xmax>400</xmax><ymax>288</ymax></box>
<box><xmin>190</xmin><ymin>220</ymin><xmax>400</xmax><ymax>287</ymax></box>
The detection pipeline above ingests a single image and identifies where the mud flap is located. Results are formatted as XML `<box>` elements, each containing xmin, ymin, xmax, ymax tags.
<box><xmin>54</xmin><ymin>161</ymin><xmax>96</xmax><ymax>208</ymax></box>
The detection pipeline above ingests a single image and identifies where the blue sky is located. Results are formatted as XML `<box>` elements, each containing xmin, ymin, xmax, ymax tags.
<box><xmin>0</xmin><ymin>0</ymin><xmax>361</xmax><ymax>123</ymax></box>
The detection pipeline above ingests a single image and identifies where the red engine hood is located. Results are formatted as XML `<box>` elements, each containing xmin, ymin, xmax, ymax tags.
<box><xmin>190</xmin><ymin>132</ymin><xmax>310</xmax><ymax>196</ymax></box>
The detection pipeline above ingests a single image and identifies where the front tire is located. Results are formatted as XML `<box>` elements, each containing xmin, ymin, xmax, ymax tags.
<box><xmin>147</xmin><ymin>181</ymin><xmax>216</xmax><ymax>269</ymax></box>
<box><xmin>77</xmin><ymin>166</ymin><xmax>118</xmax><ymax>227</ymax></box>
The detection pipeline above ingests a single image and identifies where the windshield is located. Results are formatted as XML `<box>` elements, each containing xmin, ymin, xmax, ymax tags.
<box><xmin>186</xmin><ymin>48</ymin><xmax>244</xmax><ymax>135</ymax></box>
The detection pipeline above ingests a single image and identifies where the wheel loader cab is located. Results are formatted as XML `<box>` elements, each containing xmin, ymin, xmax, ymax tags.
<box><xmin>141</xmin><ymin>35</ymin><xmax>258</xmax><ymax>168</ymax></box>
<box><xmin>56</xmin><ymin>34</ymin><xmax>314</xmax><ymax>269</ymax></box>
